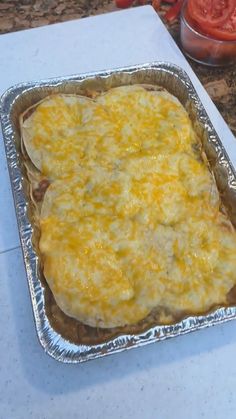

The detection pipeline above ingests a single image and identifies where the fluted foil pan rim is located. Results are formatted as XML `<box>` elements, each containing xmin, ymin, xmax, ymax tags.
<box><xmin>1</xmin><ymin>62</ymin><xmax>236</xmax><ymax>363</ymax></box>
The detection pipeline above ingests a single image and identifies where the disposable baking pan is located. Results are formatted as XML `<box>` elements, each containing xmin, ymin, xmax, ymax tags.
<box><xmin>1</xmin><ymin>62</ymin><xmax>236</xmax><ymax>363</ymax></box>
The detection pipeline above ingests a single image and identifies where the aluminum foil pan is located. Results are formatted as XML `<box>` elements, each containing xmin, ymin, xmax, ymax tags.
<box><xmin>1</xmin><ymin>62</ymin><xmax>236</xmax><ymax>363</ymax></box>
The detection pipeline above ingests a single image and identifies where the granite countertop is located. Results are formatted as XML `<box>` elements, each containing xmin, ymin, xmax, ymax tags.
<box><xmin>1</xmin><ymin>0</ymin><xmax>235</xmax><ymax>136</ymax></box>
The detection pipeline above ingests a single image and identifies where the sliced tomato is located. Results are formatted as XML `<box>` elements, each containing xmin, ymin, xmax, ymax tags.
<box><xmin>115</xmin><ymin>0</ymin><xmax>134</xmax><ymax>8</ymax></box>
<box><xmin>205</xmin><ymin>7</ymin><xmax>236</xmax><ymax>40</ymax></box>
<box><xmin>188</xmin><ymin>0</ymin><xmax>235</xmax><ymax>28</ymax></box>
<box><xmin>164</xmin><ymin>0</ymin><xmax>184</xmax><ymax>23</ymax></box>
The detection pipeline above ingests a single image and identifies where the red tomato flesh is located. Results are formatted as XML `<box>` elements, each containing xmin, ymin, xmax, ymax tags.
<box><xmin>164</xmin><ymin>0</ymin><xmax>184</xmax><ymax>23</ymax></box>
<box><xmin>115</xmin><ymin>0</ymin><xmax>134</xmax><ymax>8</ymax></box>
<box><xmin>188</xmin><ymin>0</ymin><xmax>235</xmax><ymax>28</ymax></box>
<box><xmin>206</xmin><ymin>7</ymin><xmax>236</xmax><ymax>40</ymax></box>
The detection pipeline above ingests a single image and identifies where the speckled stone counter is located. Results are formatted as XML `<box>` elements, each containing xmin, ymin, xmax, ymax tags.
<box><xmin>1</xmin><ymin>0</ymin><xmax>235</xmax><ymax>135</ymax></box>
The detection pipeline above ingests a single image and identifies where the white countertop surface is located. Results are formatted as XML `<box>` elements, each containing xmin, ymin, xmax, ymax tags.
<box><xmin>1</xmin><ymin>6</ymin><xmax>236</xmax><ymax>419</ymax></box>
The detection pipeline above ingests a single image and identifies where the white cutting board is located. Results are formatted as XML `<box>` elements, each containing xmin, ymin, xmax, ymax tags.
<box><xmin>1</xmin><ymin>7</ymin><xmax>236</xmax><ymax>419</ymax></box>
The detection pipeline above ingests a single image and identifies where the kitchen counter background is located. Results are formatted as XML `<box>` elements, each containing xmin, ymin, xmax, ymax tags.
<box><xmin>1</xmin><ymin>0</ymin><xmax>235</xmax><ymax>137</ymax></box>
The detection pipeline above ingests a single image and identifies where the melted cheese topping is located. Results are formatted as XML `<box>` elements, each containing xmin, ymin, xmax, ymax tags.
<box><xmin>22</xmin><ymin>94</ymin><xmax>117</xmax><ymax>179</ymax></box>
<box><xmin>21</xmin><ymin>87</ymin><xmax>236</xmax><ymax>328</ymax></box>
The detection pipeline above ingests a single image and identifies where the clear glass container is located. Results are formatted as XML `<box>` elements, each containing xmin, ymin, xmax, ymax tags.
<box><xmin>180</xmin><ymin>0</ymin><xmax>236</xmax><ymax>67</ymax></box>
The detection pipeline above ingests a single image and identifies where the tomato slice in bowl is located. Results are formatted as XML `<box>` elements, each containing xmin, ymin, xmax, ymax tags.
<box><xmin>188</xmin><ymin>0</ymin><xmax>235</xmax><ymax>28</ymax></box>
<box><xmin>206</xmin><ymin>7</ymin><xmax>236</xmax><ymax>40</ymax></box>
